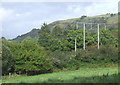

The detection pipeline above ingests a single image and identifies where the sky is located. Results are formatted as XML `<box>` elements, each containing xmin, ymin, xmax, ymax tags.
<box><xmin>0</xmin><ymin>0</ymin><xmax>119</xmax><ymax>39</ymax></box>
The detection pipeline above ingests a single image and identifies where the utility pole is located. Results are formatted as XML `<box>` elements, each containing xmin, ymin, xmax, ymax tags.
<box><xmin>105</xmin><ymin>24</ymin><xmax>106</xmax><ymax>30</ymax></box>
<box><xmin>76</xmin><ymin>22</ymin><xmax>78</xmax><ymax>29</ymax></box>
<box><xmin>76</xmin><ymin>22</ymin><xmax>106</xmax><ymax>50</ymax></box>
<box><xmin>75</xmin><ymin>37</ymin><xmax>77</xmax><ymax>53</ymax></box>
<box><xmin>91</xmin><ymin>23</ymin><xmax>92</xmax><ymax>29</ymax></box>
<box><xmin>83</xmin><ymin>23</ymin><xmax>85</xmax><ymax>50</ymax></box>
<box><xmin>98</xmin><ymin>24</ymin><xmax>99</xmax><ymax>49</ymax></box>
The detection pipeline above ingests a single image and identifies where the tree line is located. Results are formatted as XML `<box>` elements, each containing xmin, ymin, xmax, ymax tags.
<box><xmin>1</xmin><ymin>23</ymin><xmax>118</xmax><ymax>75</ymax></box>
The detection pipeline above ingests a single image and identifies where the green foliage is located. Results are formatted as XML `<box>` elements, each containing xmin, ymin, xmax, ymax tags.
<box><xmin>13</xmin><ymin>28</ymin><xmax>39</xmax><ymax>42</ymax></box>
<box><xmin>99</xmin><ymin>28</ymin><xmax>118</xmax><ymax>47</ymax></box>
<box><xmin>65</xmin><ymin>30</ymin><xmax>96</xmax><ymax>50</ymax></box>
<box><xmin>80</xmin><ymin>15</ymin><xmax>87</xmax><ymax>19</ymax></box>
<box><xmin>75</xmin><ymin>44</ymin><xmax>118</xmax><ymax>63</ymax></box>
<box><xmin>38</xmin><ymin>23</ymin><xmax>63</xmax><ymax>51</ymax></box>
<box><xmin>52</xmin><ymin>25</ymin><xmax>63</xmax><ymax>37</ymax></box>
<box><xmin>2</xmin><ymin>38</ymin><xmax>14</xmax><ymax>75</ymax></box>
<box><xmin>50</xmin><ymin>43</ymin><xmax>118</xmax><ymax>69</ymax></box>
<box><xmin>63</xmin><ymin>24</ymin><xmax>73</xmax><ymax>35</ymax></box>
<box><xmin>3</xmin><ymin>14</ymin><xmax>118</xmax><ymax>77</ymax></box>
<box><xmin>49</xmin><ymin>39</ymin><xmax>62</xmax><ymax>51</ymax></box>
<box><xmin>38</xmin><ymin>23</ymin><xmax>52</xmax><ymax>50</ymax></box>
<box><xmin>9</xmin><ymin>40</ymin><xmax>53</xmax><ymax>75</ymax></box>
<box><xmin>41</xmin><ymin>22</ymin><xmax>51</xmax><ymax>33</ymax></box>
<box><xmin>61</xmin><ymin>40</ymin><xmax>71</xmax><ymax>51</ymax></box>
<box><xmin>38</xmin><ymin>33</ymin><xmax>52</xmax><ymax>50</ymax></box>
<box><xmin>99</xmin><ymin>44</ymin><xmax>118</xmax><ymax>61</ymax></box>
<box><xmin>38</xmin><ymin>23</ymin><xmax>118</xmax><ymax>53</ymax></box>
<box><xmin>23</xmin><ymin>36</ymin><xmax>38</xmax><ymax>43</ymax></box>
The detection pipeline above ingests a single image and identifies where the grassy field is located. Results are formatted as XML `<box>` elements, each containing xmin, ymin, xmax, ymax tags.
<box><xmin>2</xmin><ymin>66</ymin><xmax>119</xmax><ymax>83</ymax></box>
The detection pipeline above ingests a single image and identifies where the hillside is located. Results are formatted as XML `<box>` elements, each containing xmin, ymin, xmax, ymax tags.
<box><xmin>49</xmin><ymin>13</ymin><xmax>118</xmax><ymax>30</ymax></box>
<box><xmin>12</xmin><ymin>13</ymin><xmax>118</xmax><ymax>42</ymax></box>
<box><xmin>12</xmin><ymin>29</ymin><xmax>39</xmax><ymax>42</ymax></box>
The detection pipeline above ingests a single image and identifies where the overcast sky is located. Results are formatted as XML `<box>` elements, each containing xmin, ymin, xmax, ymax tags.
<box><xmin>0</xmin><ymin>0</ymin><xmax>119</xmax><ymax>39</ymax></box>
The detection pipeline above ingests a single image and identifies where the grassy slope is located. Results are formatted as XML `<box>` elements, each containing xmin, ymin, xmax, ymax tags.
<box><xmin>49</xmin><ymin>13</ymin><xmax>117</xmax><ymax>27</ymax></box>
<box><xmin>2</xmin><ymin>66</ymin><xmax>118</xmax><ymax>83</ymax></box>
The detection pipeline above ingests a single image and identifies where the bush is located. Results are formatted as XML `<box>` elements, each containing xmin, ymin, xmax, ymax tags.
<box><xmin>99</xmin><ymin>44</ymin><xmax>118</xmax><ymax>62</ymax></box>
<box><xmin>74</xmin><ymin>45</ymin><xmax>118</xmax><ymax>63</ymax></box>
<box><xmin>49</xmin><ymin>51</ymin><xmax>71</xmax><ymax>69</ymax></box>
<box><xmin>25</xmin><ymin>55</ymin><xmax>53</xmax><ymax>75</ymax></box>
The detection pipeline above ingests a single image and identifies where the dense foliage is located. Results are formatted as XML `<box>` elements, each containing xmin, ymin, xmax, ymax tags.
<box><xmin>38</xmin><ymin>23</ymin><xmax>118</xmax><ymax>52</ymax></box>
<box><xmin>2</xmin><ymin>38</ymin><xmax>14</xmax><ymax>75</ymax></box>
<box><xmin>13</xmin><ymin>29</ymin><xmax>39</xmax><ymax>42</ymax></box>
<box><xmin>1</xmin><ymin>14</ymin><xmax>118</xmax><ymax>76</ymax></box>
<box><xmin>99</xmin><ymin>28</ymin><xmax>118</xmax><ymax>47</ymax></box>
<box><xmin>8</xmin><ymin>39</ymin><xmax>53</xmax><ymax>75</ymax></box>
<box><xmin>38</xmin><ymin>23</ymin><xmax>118</xmax><ymax>68</ymax></box>
<box><xmin>2</xmin><ymin>24</ymin><xmax>118</xmax><ymax>76</ymax></box>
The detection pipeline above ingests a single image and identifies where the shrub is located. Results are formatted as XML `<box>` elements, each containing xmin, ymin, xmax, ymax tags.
<box><xmin>74</xmin><ymin>45</ymin><xmax>118</xmax><ymax>63</ymax></box>
<box><xmin>99</xmin><ymin>44</ymin><xmax>118</xmax><ymax>62</ymax></box>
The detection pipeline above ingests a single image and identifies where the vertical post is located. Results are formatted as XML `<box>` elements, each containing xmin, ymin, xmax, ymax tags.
<box><xmin>76</xmin><ymin>22</ymin><xmax>78</xmax><ymax>29</ymax></box>
<box><xmin>9</xmin><ymin>73</ymin><xmax>11</xmax><ymax>78</ymax></box>
<box><xmin>75</xmin><ymin>37</ymin><xmax>77</xmax><ymax>53</ymax></box>
<box><xmin>105</xmin><ymin>24</ymin><xmax>106</xmax><ymax>30</ymax></box>
<box><xmin>83</xmin><ymin>23</ymin><xmax>85</xmax><ymax>50</ymax></box>
<box><xmin>98</xmin><ymin>24</ymin><xmax>99</xmax><ymax>49</ymax></box>
<box><xmin>12</xmin><ymin>74</ymin><xmax>14</xmax><ymax>78</ymax></box>
<box><xmin>91</xmin><ymin>23</ymin><xmax>92</xmax><ymax>29</ymax></box>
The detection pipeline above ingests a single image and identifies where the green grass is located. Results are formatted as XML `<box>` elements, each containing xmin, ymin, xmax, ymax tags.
<box><xmin>0</xmin><ymin>76</ymin><xmax>1</xmax><ymax>84</ymax></box>
<box><xmin>2</xmin><ymin>66</ymin><xmax>118</xmax><ymax>83</ymax></box>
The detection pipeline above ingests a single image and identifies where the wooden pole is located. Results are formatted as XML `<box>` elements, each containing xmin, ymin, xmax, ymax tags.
<box><xmin>75</xmin><ymin>37</ymin><xmax>77</xmax><ymax>53</ymax></box>
<box><xmin>9</xmin><ymin>73</ymin><xmax>11</xmax><ymax>78</ymax></box>
<box><xmin>76</xmin><ymin>23</ymin><xmax>78</xmax><ymax>29</ymax></box>
<box><xmin>105</xmin><ymin>24</ymin><xmax>106</xmax><ymax>30</ymax></box>
<box><xmin>98</xmin><ymin>24</ymin><xmax>99</xmax><ymax>49</ymax></box>
<box><xmin>83</xmin><ymin>23</ymin><xmax>85</xmax><ymax>50</ymax></box>
<box><xmin>91</xmin><ymin>23</ymin><xmax>92</xmax><ymax>29</ymax></box>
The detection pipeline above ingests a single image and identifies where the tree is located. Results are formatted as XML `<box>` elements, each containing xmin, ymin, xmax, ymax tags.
<box><xmin>38</xmin><ymin>24</ymin><xmax>63</xmax><ymax>51</ymax></box>
<box><xmin>61</xmin><ymin>40</ymin><xmax>71</xmax><ymax>51</ymax></box>
<box><xmin>11</xmin><ymin>40</ymin><xmax>53</xmax><ymax>75</ymax></box>
<box><xmin>63</xmin><ymin>24</ymin><xmax>73</xmax><ymax>35</ymax></box>
<box><xmin>22</xmin><ymin>36</ymin><xmax>38</xmax><ymax>43</ymax></box>
<box><xmin>65</xmin><ymin>30</ymin><xmax>95</xmax><ymax>50</ymax></box>
<box><xmin>38</xmin><ymin>32</ymin><xmax>53</xmax><ymax>50</ymax></box>
<box><xmin>99</xmin><ymin>28</ymin><xmax>118</xmax><ymax>47</ymax></box>
<box><xmin>52</xmin><ymin>25</ymin><xmax>63</xmax><ymax>37</ymax></box>
<box><xmin>49</xmin><ymin>39</ymin><xmax>62</xmax><ymax>51</ymax></box>
<box><xmin>80</xmin><ymin>15</ymin><xmax>87</xmax><ymax>19</ymax></box>
<box><xmin>40</xmin><ymin>22</ymin><xmax>51</xmax><ymax>33</ymax></box>
<box><xmin>2</xmin><ymin>38</ymin><xmax>14</xmax><ymax>75</ymax></box>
